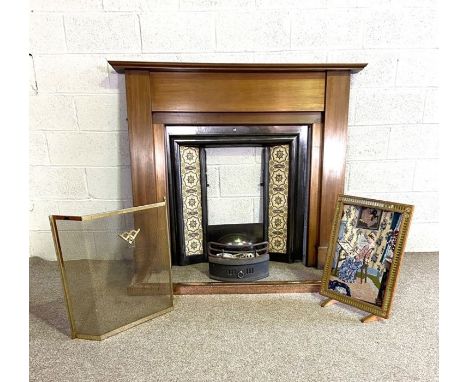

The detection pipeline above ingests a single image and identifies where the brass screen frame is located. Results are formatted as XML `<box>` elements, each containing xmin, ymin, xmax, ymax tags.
<box><xmin>49</xmin><ymin>201</ymin><xmax>174</xmax><ymax>340</ymax></box>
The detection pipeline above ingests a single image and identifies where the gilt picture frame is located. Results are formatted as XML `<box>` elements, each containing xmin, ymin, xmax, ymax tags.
<box><xmin>320</xmin><ymin>195</ymin><xmax>414</xmax><ymax>319</ymax></box>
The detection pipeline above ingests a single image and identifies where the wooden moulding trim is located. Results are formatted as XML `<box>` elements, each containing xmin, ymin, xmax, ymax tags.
<box><xmin>108</xmin><ymin>61</ymin><xmax>367</xmax><ymax>74</ymax></box>
<box><xmin>306</xmin><ymin>123</ymin><xmax>323</xmax><ymax>267</ymax></box>
<box><xmin>152</xmin><ymin>112</ymin><xmax>322</xmax><ymax>125</ymax></box>
<box><xmin>173</xmin><ymin>280</ymin><xmax>321</xmax><ymax>295</ymax></box>
<box><xmin>153</xmin><ymin>123</ymin><xmax>167</xmax><ymax>202</ymax></box>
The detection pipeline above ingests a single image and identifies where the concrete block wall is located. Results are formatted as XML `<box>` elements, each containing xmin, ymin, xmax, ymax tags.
<box><xmin>206</xmin><ymin>147</ymin><xmax>263</xmax><ymax>225</ymax></box>
<box><xmin>29</xmin><ymin>0</ymin><xmax>438</xmax><ymax>260</ymax></box>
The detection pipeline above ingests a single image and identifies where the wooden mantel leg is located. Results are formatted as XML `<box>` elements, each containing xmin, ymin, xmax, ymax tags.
<box><xmin>320</xmin><ymin>298</ymin><xmax>338</xmax><ymax>308</ymax></box>
<box><xmin>360</xmin><ymin>314</ymin><xmax>384</xmax><ymax>324</ymax></box>
<box><xmin>306</xmin><ymin>123</ymin><xmax>323</xmax><ymax>267</ymax></box>
<box><xmin>125</xmin><ymin>70</ymin><xmax>159</xmax><ymax>284</ymax></box>
<box><xmin>317</xmin><ymin>71</ymin><xmax>351</xmax><ymax>269</ymax></box>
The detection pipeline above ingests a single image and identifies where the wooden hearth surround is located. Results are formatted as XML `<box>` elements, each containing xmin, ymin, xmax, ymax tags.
<box><xmin>109</xmin><ymin>61</ymin><xmax>366</xmax><ymax>294</ymax></box>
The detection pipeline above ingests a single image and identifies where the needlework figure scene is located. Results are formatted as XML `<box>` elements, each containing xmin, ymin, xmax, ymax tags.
<box><xmin>328</xmin><ymin>204</ymin><xmax>403</xmax><ymax>307</ymax></box>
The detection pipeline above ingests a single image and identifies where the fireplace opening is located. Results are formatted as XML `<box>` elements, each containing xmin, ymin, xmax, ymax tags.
<box><xmin>205</xmin><ymin>146</ymin><xmax>269</xmax><ymax>281</ymax></box>
<box><xmin>206</xmin><ymin>146</ymin><xmax>264</xmax><ymax>244</ymax></box>
<box><xmin>166</xmin><ymin>125</ymin><xmax>311</xmax><ymax>270</ymax></box>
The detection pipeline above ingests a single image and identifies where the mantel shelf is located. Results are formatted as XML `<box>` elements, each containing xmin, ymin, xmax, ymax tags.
<box><xmin>108</xmin><ymin>61</ymin><xmax>367</xmax><ymax>74</ymax></box>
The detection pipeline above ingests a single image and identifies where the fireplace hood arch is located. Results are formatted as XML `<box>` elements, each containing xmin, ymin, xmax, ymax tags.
<box><xmin>108</xmin><ymin>61</ymin><xmax>367</xmax><ymax>269</ymax></box>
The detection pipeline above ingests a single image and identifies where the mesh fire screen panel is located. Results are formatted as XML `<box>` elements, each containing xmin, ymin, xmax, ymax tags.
<box><xmin>50</xmin><ymin>202</ymin><xmax>173</xmax><ymax>340</ymax></box>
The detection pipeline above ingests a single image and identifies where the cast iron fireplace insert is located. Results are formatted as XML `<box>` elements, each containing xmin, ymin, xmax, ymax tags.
<box><xmin>166</xmin><ymin>125</ymin><xmax>311</xmax><ymax>266</ymax></box>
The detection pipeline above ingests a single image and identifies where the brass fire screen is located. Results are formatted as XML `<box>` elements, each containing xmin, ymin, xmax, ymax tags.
<box><xmin>49</xmin><ymin>202</ymin><xmax>173</xmax><ymax>340</ymax></box>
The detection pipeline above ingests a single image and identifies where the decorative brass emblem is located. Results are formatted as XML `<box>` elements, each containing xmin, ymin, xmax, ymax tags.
<box><xmin>118</xmin><ymin>228</ymin><xmax>140</xmax><ymax>246</ymax></box>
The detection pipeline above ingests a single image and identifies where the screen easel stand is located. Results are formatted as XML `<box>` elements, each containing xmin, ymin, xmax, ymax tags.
<box><xmin>320</xmin><ymin>298</ymin><xmax>385</xmax><ymax>324</ymax></box>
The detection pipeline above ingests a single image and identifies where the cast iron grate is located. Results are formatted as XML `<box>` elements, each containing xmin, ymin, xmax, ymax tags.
<box><xmin>208</xmin><ymin>240</ymin><xmax>269</xmax><ymax>282</ymax></box>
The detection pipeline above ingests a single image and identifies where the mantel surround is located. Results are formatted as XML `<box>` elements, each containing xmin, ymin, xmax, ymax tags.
<box><xmin>109</xmin><ymin>61</ymin><xmax>367</xmax><ymax>279</ymax></box>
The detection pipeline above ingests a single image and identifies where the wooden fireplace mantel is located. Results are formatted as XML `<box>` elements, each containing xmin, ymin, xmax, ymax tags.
<box><xmin>109</xmin><ymin>61</ymin><xmax>367</xmax><ymax>74</ymax></box>
<box><xmin>109</xmin><ymin>61</ymin><xmax>367</xmax><ymax>271</ymax></box>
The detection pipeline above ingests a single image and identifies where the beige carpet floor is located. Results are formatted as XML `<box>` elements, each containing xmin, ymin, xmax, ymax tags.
<box><xmin>30</xmin><ymin>253</ymin><xmax>438</xmax><ymax>382</ymax></box>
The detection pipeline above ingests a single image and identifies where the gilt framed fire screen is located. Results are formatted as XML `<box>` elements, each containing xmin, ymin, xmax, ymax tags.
<box><xmin>320</xmin><ymin>195</ymin><xmax>414</xmax><ymax>318</ymax></box>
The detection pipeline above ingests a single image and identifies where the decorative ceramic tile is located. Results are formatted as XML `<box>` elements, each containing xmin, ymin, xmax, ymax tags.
<box><xmin>267</xmin><ymin>145</ymin><xmax>289</xmax><ymax>254</ymax></box>
<box><xmin>179</xmin><ymin>146</ymin><xmax>204</xmax><ymax>256</ymax></box>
